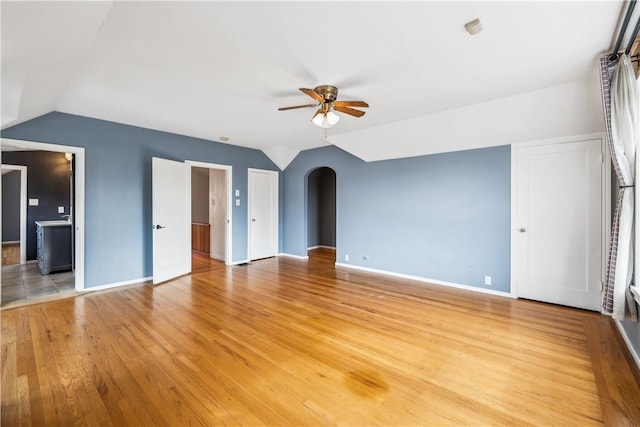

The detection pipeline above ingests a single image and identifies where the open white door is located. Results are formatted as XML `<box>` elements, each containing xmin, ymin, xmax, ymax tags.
<box><xmin>152</xmin><ymin>157</ymin><xmax>190</xmax><ymax>284</ymax></box>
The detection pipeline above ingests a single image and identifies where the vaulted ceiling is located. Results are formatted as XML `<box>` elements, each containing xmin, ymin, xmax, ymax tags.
<box><xmin>1</xmin><ymin>1</ymin><xmax>627</xmax><ymax>168</ymax></box>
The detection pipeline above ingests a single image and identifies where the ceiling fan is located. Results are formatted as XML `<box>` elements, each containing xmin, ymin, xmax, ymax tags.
<box><xmin>278</xmin><ymin>85</ymin><xmax>369</xmax><ymax>128</ymax></box>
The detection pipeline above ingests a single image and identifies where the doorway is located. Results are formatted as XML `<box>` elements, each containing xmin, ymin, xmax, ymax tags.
<box><xmin>1</xmin><ymin>138</ymin><xmax>85</xmax><ymax>305</ymax></box>
<box><xmin>1</xmin><ymin>164</ymin><xmax>26</xmax><ymax>265</ymax></box>
<box><xmin>306</xmin><ymin>167</ymin><xmax>336</xmax><ymax>253</ymax></box>
<box><xmin>511</xmin><ymin>136</ymin><xmax>608</xmax><ymax>311</ymax></box>
<box><xmin>186</xmin><ymin>161</ymin><xmax>232</xmax><ymax>265</ymax></box>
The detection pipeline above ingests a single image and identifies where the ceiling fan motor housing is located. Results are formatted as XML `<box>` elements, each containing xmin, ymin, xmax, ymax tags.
<box><xmin>314</xmin><ymin>85</ymin><xmax>339</xmax><ymax>102</ymax></box>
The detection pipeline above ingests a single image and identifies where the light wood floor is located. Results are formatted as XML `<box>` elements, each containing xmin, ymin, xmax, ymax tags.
<box><xmin>2</xmin><ymin>248</ymin><xmax>639</xmax><ymax>426</ymax></box>
<box><xmin>2</xmin><ymin>242</ymin><xmax>20</xmax><ymax>266</ymax></box>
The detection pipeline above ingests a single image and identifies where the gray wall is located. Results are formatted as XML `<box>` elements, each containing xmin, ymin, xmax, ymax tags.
<box><xmin>1</xmin><ymin>170</ymin><xmax>21</xmax><ymax>242</ymax></box>
<box><xmin>283</xmin><ymin>144</ymin><xmax>511</xmax><ymax>292</ymax></box>
<box><xmin>2</xmin><ymin>112</ymin><xmax>278</xmax><ymax>288</ymax></box>
<box><xmin>2</xmin><ymin>151</ymin><xmax>71</xmax><ymax>260</ymax></box>
<box><xmin>191</xmin><ymin>167</ymin><xmax>209</xmax><ymax>223</ymax></box>
<box><xmin>307</xmin><ymin>167</ymin><xmax>336</xmax><ymax>248</ymax></box>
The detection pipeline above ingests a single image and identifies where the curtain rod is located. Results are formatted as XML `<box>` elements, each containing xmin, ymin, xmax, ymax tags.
<box><xmin>610</xmin><ymin>0</ymin><xmax>637</xmax><ymax>61</ymax></box>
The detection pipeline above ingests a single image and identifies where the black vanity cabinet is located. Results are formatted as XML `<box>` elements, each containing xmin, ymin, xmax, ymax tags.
<box><xmin>36</xmin><ymin>221</ymin><xmax>72</xmax><ymax>275</ymax></box>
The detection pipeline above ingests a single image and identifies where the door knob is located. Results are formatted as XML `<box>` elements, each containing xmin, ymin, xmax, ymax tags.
<box><xmin>519</xmin><ymin>227</ymin><xmax>526</xmax><ymax>233</ymax></box>
<box><xmin>153</xmin><ymin>224</ymin><xmax>166</xmax><ymax>230</ymax></box>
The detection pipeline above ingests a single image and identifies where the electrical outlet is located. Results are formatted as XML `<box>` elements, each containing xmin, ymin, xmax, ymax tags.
<box><xmin>484</xmin><ymin>275</ymin><xmax>492</xmax><ymax>286</ymax></box>
<box><xmin>58</xmin><ymin>206</ymin><xmax>65</xmax><ymax>213</ymax></box>
<box><xmin>345</xmin><ymin>254</ymin><xmax>349</xmax><ymax>262</ymax></box>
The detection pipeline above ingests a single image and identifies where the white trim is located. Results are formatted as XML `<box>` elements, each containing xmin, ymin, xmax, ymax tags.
<box><xmin>228</xmin><ymin>258</ymin><xmax>250</xmax><ymax>265</ymax></box>
<box><xmin>185</xmin><ymin>160</ymin><xmax>233</xmax><ymax>265</ymax></box>
<box><xmin>86</xmin><ymin>276</ymin><xmax>152</xmax><ymax>292</ymax></box>
<box><xmin>0</xmin><ymin>164</ymin><xmax>27</xmax><ymax>264</ymax></box>
<box><xmin>510</xmin><ymin>134</ymin><xmax>610</xmax><ymax>301</ymax></box>
<box><xmin>307</xmin><ymin>245</ymin><xmax>336</xmax><ymax>250</ymax></box>
<box><xmin>335</xmin><ymin>262</ymin><xmax>513</xmax><ymax>298</ymax></box>
<box><xmin>614</xmin><ymin>320</ymin><xmax>640</xmax><ymax>372</ymax></box>
<box><xmin>1</xmin><ymin>138</ymin><xmax>85</xmax><ymax>292</ymax></box>
<box><xmin>278</xmin><ymin>253</ymin><xmax>309</xmax><ymax>260</ymax></box>
<box><xmin>247</xmin><ymin>168</ymin><xmax>279</xmax><ymax>261</ymax></box>
<box><xmin>510</xmin><ymin>143</ymin><xmax>518</xmax><ymax>298</ymax></box>
<box><xmin>510</xmin><ymin>133</ymin><xmax>606</xmax><ymax>149</ymax></box>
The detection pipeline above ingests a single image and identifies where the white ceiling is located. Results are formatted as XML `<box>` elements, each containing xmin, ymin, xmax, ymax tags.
<box><xmin>1</xmin><ymin>1</ymin><xmax>626</xmax><ymax>168</ymax></box>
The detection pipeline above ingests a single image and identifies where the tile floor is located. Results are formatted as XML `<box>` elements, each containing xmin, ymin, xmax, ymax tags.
<box><xmin>1</xmin><ymin>263</ymin><xmax>75</xmax><ymax>305</ymax></box>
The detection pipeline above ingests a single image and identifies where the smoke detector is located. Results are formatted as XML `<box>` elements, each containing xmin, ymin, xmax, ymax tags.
<box><xmin>465</xmin><ymin>18</ymin><xmax>483</xmax><ymax>35</ymax></box>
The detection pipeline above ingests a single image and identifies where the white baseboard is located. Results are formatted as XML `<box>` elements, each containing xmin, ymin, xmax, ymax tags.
<box><xmin>229</xmin><ymin>259</ymin><xmax>250</xmax><ymax>265</ymax></box>
<box><xmin>334</xmin><ymin>262</ymin><xmax>513</xmax><ymax>298</ymax></box>
<box><xmin>210</xmin><ymin>253</ymin><xmax>225</xmax><ymax>262</ymax></box>
<box><xmin>307</xmin><ymin>245</ymin><xmax>336</xmax><ymax>250</ymax></box>
<box><xmin>278</xmin><ymin>253</ymin><xmax>309</xmax><ymax>260</ymax></box>
<box><xmin>615</xmin><ymin>320</ymin><xmax>640</xmax><ymax>372</ymax></box>
<box><xmin>83</xmin><ymin>276</ymin><xmax>152</xmax><ymax>292</ymax></box>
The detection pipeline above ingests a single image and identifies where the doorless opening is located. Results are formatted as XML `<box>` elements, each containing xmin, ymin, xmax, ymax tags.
<box><xmin>0</xmin><ymin>138</ymin><xmax>85</xmax><ymax>292</ymax></box>
<box><xmin>186</xmin><ymin>161</ymin><xmax>232</xmax><ymax>265</ymax></box>
<box><xmin>306</xmin><ymin>167</ymin><xmax>336</xmax><ymax>253</ymax></box>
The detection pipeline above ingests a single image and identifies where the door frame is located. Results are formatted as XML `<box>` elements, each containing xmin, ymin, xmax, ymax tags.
<box><xmin>0</xmin><ymin>138</ymin><xmax>86</xmax><ymax>291</ymax></box>
<box><xmin>0</xmin><ymin>164</ymin><xmax>27</xmax><ymax>264</ymax></box>
<box><xmin>510</xmin><ymin>133</ymin><xmax>611</xmax><ymax>300</ymax></box>
<box><xmin>247</xmin><ymin>168</ymin><xmax>279</xmax><ymax>261</ymax></box>
<box><xmin>185</xmin><ymin>160</ymin><xmax>233</xmax><ymax>265</ymax></box>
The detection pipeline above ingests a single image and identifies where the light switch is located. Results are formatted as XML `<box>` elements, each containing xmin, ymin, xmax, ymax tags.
<box><xmin>58</xmin><ymin>206</ymin><xmax>65</xmax><ymax>213</ymax></box>
<box><xmin>235</xmin><ymin>190</ymin><xmax>240</xmax><ymax>197</ymax></box>
<box><xmin>29</xmin><ymin>199</ymin><xmax>39</xmax><ymax>206</ymax></box>
<box><xmin>235</xmin><ymin>199</ymin><xmax>240</xmax><ymax>206</ymax></box>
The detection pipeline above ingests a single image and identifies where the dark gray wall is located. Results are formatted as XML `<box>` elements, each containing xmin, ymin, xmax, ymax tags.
<box><xmin>283</xmin><ymin>144</ymin><xmax>511</xmax><ymax>292</ymax></box>
<box><xmin>191</xmin><ymin>167</ymin><xmax>209</xmax><ymax>223</ymax></box>
<box><xmin>307</xmin><ymin>167</ymin><xmax>336</xmax><ymax>248</ymax></box>
<box><xmin>2</xmin><ymin>151</ymin><xmax>71</xmax><ymax>259</ymax></box>
<box><xmin>2</xmin><ymin>112</ymin><xmax>278</xmax><ymax>287</ymax></box>
<box><xmin>1</xmin><ymin>170</ymin><xmax>21</xmax><ymax>242</ymax></box>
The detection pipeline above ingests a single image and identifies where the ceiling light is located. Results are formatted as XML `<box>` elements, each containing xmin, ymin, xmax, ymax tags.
<box><xmin>465</xmin><ymin>18</ymin><xmax>482</xmax><ymax>35</ymax></box>
<box><xmin>220</xmin><ymin>136</ymin><xmax>230</xmax><ymax>141</ymax></box>
<box><xmin>311</xmin><ymin>108</ymin><xmax>340</xmax><ymax>128</ymax></box>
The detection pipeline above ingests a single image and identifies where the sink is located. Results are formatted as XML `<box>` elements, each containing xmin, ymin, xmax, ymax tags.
<box><xmin>35</xmin><ymin>220</ymin><xmax>72</xmax><ymax>226</ymax></box>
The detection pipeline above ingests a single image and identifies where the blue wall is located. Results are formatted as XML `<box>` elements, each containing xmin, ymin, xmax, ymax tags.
<box><xmin>1</xmin><ymin>170</ymin><xmax>21</xmax><ymax>242</ymax></box>
<box><xmin>2</xmin><ymin>112</ymin><xmax>278</xmax><ymax>288</ymax></box>
<box><xmin>283</xmin><ymin>145</ymin><xmax>511</xmax><ymax>292</ymax></box>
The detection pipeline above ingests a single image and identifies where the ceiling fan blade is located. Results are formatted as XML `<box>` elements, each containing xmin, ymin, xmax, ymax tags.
<box><xmin>300</xmin><ymin>88</ymin><xmax>325</xmax><ymax>102</ymax></box>
<box><xmin>278</xmin><ymin>104</ymin><xmax>318</xmax><ymax>111</ymax></box>
<box><xmin>334</xmin><ymin>105</ymin><xmax>366</xmax><ymax>117</ymax></box>
<box><xmin>333</xmin><ymin>100</ymin><xmax>369</xmax><ymax>108</ymax></box>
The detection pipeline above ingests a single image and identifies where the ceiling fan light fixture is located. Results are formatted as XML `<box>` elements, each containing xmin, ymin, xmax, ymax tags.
<box><xmin>326</xmin><ymin>110</ymin><xmax>340</xmax><ymax>126</ymax></box>
<box><xmin>311</xmin><ymin>109</ymin><xmax>340</xmax><ymax>128</ymax></box>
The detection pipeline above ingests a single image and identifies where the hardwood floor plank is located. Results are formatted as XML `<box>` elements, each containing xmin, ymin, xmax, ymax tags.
<box><xmin>2</xmin><ymin>249</ymin><xmax>639</xmax><ymax>425</ymax></box>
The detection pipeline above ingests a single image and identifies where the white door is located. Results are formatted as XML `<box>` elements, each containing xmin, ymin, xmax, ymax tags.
<box><xmin>209</xmin><ymin>168</ymin><xmax>228</xmax><ymax>261</ymax></box>
<box><xmin>152</xmin><ymin>157</ymin><xmax>190</xmax><ymax>284</ymax></box>
<box><xmin>248</xmin><ymin>169</ymin><xmax>278</xmax><ymax>260</ymax></box>
<box><xmin>514</xmin><ymin>138</ymin><xmax>604</xmax><ymax>311</ymax></box>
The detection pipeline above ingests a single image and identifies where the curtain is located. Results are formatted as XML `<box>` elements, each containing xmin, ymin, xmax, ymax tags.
<box><xmin>600</xmin><ymin>54</ymin><xmax>639</xmax><ymax>320</ymax></box>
